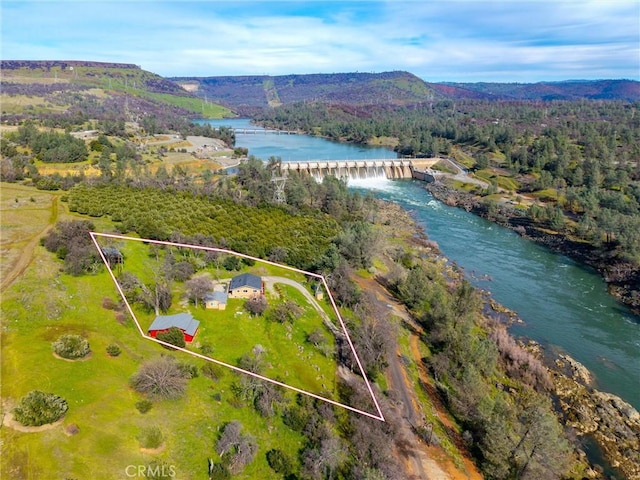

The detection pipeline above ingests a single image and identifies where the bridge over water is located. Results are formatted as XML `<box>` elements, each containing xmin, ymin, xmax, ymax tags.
<box><xmin>279</xmin><ymin>158</ymin><xmax>441</xmax><ymax>181</ymax></box>
<box><xmin>215</xmin><ymin>127</ymin><xmax>298</xmax><ymax>135</ymax></box>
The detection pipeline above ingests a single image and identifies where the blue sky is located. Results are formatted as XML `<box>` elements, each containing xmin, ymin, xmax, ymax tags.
<box><xmin>1</xmin><ymin>1</ymin><xmax>639</xmax><ymax>82</ymax></box>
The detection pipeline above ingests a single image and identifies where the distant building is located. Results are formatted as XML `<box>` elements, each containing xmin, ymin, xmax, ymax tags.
<box><xmin>227</xmin><ymin>273</ymin><xmax>263</xmax><ymax>299</ymax></box>
<box><xmin>204</xmin><ymin>291</ymin><xmax>228</xmax><ymax>310</ymax></box>
<box><xmin>101</xmin><ymin>247</ymin><xmax>123</xmax><ymax>268</ymax></box>
<box><xmin>148</xmin><ymin>313</ymin><xmax>200</xmax><ymax>342</ymax></box>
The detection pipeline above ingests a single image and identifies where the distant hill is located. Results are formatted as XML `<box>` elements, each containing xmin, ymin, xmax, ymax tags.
<box><xmin>171</xmin><ymin>71</ymin><xmax>436</xmax><ymax>110</ymax></box>
<box><xmin>1</xmin><ymin>60</ymin><xmax>230</xmax><ymax>118</ymax></box>
<box><xmin>171</xmin><ymin>71</ymin><xmax>640</xmax><ymax>111</ymax></box>
<box><xmin>428</xmin><ymin>80</ymin><xmax>640</xmax><ymax>101</ymax></box>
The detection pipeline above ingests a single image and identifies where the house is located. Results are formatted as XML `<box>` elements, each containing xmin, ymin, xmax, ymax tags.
<box><xmin>205</xmin><ymin>291</ymin><xmax>228</xmax><ymax>310</ymax></box>
<box><xmin>227</xmin><ymin>273</ymin><xmax>263</xmax><ymax>299</ymax></box>
<box><xmin>148</xmin><ymin>313</ymin><xmax>200</xmax><ymax>342</ymax></box>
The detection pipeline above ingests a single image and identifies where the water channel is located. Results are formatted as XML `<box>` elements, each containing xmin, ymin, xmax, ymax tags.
<box><xmin>203</xmin><ymin>118</ymin><xmax>640</xmax><ymax>410</ymax></box>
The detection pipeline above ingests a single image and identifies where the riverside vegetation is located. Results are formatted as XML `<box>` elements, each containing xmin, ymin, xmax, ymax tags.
<box><xmin>1</xmin><ymin>62</ymin><xmax>638</xmax><ymax>479</ymax></box>
<box><xmin>254</xmin><ymin>99</ymin><xmax>640</xmax><ymax>313</ymax></box>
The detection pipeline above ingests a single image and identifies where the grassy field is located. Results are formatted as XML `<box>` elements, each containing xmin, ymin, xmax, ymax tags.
<box><xmin>0</xmin><ymin>94</ymin><xmax>69</xmax><ymax>115</ymax></box>
<box><xmin>145</xmin><ymin>92</ymin><xmax>232</xmax><ymax>119</ymax></box>
<box><xmin>0</xmin><ymin>202</ymin><xmax>360</xmax><ymax>479</ymax></box>
<box><xmin>1</xmin><ymin>242</ymin><xmax>309</xmax><ymax>479</ymax></box>
<box><xmin>109</xmin><ymin>238</ymin><xmax>340</xmax><ymax>400</ymax></box>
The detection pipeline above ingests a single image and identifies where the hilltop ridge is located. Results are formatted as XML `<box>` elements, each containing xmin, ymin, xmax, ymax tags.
<box><xmin>171</xmin><ymin>71</ymin><xmax>436</xmax><ymax>110</ymax></box>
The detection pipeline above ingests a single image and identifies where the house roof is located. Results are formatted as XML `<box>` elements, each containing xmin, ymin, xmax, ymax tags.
<box><xmin>148</xmin><ymin>313</ymin><xmax>200</xmax><ymax>336</ymax></box>
<box><xmin>102</xmin><ymin>246</ymin><xmax>122</xmax><ymax>257</ymax></box>
<box><xmin>229</xmin><ymin>273</ymin><xmax>262</xmax><ymax>291</ymax></box>
<box><xmin>204</xmin><ymin>291</ymin><xmax>228</xmax><ymax>303</ymax></box>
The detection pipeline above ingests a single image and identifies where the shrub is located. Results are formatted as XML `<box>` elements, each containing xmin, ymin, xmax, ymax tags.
<box><xmin>102</xmin><ymin>297</ymin><xmax>118</xmax><ymax>310</ymax></box>
<box><xmin>266</xmin><ymin>449</ymin><xmax>292</xmax><ymax>474</ymax></box>
<box><xmin>156</xmin><ymin>327</ymin><xmax>186</xmax><ymax>349</ymax></box>
<box><xmin>201</xmin><ymin>363</ymin><xmax>224</xmax><ymax>380</ymax></box>
<box><xmin>106</xmin><ymin>344</ymin><xmax>121</xmax><ymax>357</ymax></box>
<box><xmin>138</xmin><ymin>426</ymin><xmax>163</xmax><ymax>449</ymax></box>
<box><xmin>208</xmin><ymin>463</ymin><xmax>230</xmax><ymax>479</ymax></box>
<box><xmin>52</xmin><ymin>334</ymin><xmax>91</xmax><ymax>359</ymax></box>
<box><xmin>135</xmin><ymin>400</ymin><xmax>153</xmax><ymax>414</ymax></box>
<box><xmin>13</xmin><ymin>390</ymin><xmax>68</xmax><ymax>426</ymax></box>
<box><xmin>177</xmin><ymin>362</ymin><xmax>199</xmax><ymax>379</ymax></box>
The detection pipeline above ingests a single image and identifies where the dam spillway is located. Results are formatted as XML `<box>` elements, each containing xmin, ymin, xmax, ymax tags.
<box><xmin>279</xmin><ymin>159</ymin><xmax>439</xmax><ymax>181</ymax></box>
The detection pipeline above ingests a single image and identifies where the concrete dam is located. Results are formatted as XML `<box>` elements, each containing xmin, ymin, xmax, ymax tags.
<box><xmin>279</xmin><ymin>158</ymin><xmax>441</xmax><ymax>181</ymax></box>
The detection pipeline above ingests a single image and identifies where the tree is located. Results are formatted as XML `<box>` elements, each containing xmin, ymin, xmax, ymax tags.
<box><xmin>327</xmin><ymin>261</ymin><xmax>360</xmax><ymax>308</ymax></box>
<box><xmin>42</xmin><ymin>220</ymin><xmax>99</xmax><ymax>275</ymax></box>
<box><xmin>397</xmin><ymin>265</ymin><xmax>432</xmax><ymax>310</ymax></box>
<box><xmin>270</xmin><ymin>300</ymin><xmax>302</xmax><ymax>323</ymax></box>
<box><xmin>244</xmin><ymin>295</ymin><xmax>268</xmax><ymax>316</ymax></box>
<box><xmin>301</xmin><ymin>428</ymin><xmax>346</xmax><ymax>480</ymax></box>
<box><xmin>216</xmin><ymin>421</ymin><xmax>258</xmax><ymax>474</ymax></box>
<box><xmin>156</xmin><ymin>327</ymin><xmax>186</xmax><ymax>349</ymax></box>
<box><xmin>185</xmin><ymin>276</ymin><xmax>211</xmax><ymax>308</ymax></box>
<box><xmin>13</xmin><ymin>391</ymin><xmax>68</xmax><ymax>426</ymax></box>
<box><xmin>352</xmin><ymin>299</ymin><xmax>397</xmax><ymax>378</ymax></box>
<box><xmin>130</xmin><ymin>356</ymin><xmax>186</xmax><ymax>400</ymax></box>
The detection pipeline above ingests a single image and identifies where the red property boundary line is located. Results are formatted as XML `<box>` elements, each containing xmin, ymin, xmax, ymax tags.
<box><xmin>90</xmin><ymin>232</ymin><xmax>385</xmax><ymax>421</ymax></box>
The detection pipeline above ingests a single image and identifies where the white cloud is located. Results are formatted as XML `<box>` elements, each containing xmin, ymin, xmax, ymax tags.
<box><xmin>1</xmin><ymin>0</ymin><xmax>638</xmax><ymax>81</ymax></box>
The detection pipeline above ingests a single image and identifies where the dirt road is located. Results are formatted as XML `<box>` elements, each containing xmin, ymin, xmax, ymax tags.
<box><xmin>1</xmin><ymin>194</ymin><xmax>59</xmax><ymax>293</ymax></box>
<box><xmin>353</xmin><ymin>276</ymin><xmax>484</xmax><ymax>480</ymax></box>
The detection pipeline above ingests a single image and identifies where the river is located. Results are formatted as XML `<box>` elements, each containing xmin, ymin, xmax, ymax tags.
<box><xmin>203</xmin><ymin>118</ymin><xmax>640</xmax><ymax>410</ymax></box>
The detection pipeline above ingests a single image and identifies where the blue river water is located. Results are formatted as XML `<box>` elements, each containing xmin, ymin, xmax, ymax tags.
<box><xmin>203</xmin><ymin>118</ymin><xmax>640</xmax><ymax>409</ymax></box>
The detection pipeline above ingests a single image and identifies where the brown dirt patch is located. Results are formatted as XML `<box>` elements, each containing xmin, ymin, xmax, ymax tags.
<box><xmin>2</xmin><ymin>410</ymin><xmax>64</xmax><ymax>433</ymax></box>
<box><xmin>52</xmin><ymin>351</ymin><xmax>93</xmax><ymax>362</ymax></box>
<box><xmin>140</xmin><ymin>444</ymin><xmax>166</xmax><ymax>454</ymax></box>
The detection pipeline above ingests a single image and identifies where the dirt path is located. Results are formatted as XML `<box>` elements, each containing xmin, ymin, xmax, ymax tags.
<box><xmin>353</xmin><ymin>276</ymin><xmax>484</xmax><ymax>480</ymax></box>
<box><xmin>440</xmin><ymin>158</ymin><xmax>489</xmax><ymax>188</ymax></box>
<box><xmin>1</xmin><ymin>195</ymin><xmax>59</xmax><ymax>293</ymax></box>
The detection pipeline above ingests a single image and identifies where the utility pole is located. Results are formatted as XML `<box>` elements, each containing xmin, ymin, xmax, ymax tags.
<box><xmin>270</xmin><ymin>160</ymin><xmax>288</xmax><ymax>204</ymax></box>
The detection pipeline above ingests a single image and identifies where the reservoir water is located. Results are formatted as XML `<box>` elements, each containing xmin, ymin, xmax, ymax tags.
<box><xmin>203</xmin><ymin>118</ymin><xmax>640</xmax><ymax>409</ymax></box>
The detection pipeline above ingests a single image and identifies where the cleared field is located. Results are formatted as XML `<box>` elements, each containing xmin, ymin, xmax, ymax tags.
<box><xmin>0</xmin><ymin>184</ymin><xmax>60</xmax><ymax>289</ymax></box>
<box><xmin>0</xmin><ymin>94</ymin><xmax>68</xmax><ymax>114</ymax></box>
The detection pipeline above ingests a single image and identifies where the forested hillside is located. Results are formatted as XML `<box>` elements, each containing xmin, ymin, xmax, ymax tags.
<box><xmin>171</xmin><ymin>71</ymin><xmax>436</xmax><ymax>110</ymax></box>
<box><xmin>173</xmin><ymin>70</ymin><xmax>640</xmax><ymax>111</ymax></box>
<box><xmin>254</xmin><ymin>99</ymin><xmax>640</xmax><ymax>311</ymax></box>
<box><xmin>431</xmin><ymin>79</ymin><xmax>640</xmax><ymax>101</ymax></box>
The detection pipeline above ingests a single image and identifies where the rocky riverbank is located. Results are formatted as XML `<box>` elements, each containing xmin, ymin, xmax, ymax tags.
<box><xmin>425</xmin><ymin>182</ymin><xmax>640</xmax><ymax>315</ymax></box>
<box><xmin>378</xmin><ymin>197</ymin><xmax>640</xmax><ymax>479</ymax></box>
<box><xmin>552</xmin><ymin>354</ymin><xmax>640</xmax><ymax>479</ymax></box>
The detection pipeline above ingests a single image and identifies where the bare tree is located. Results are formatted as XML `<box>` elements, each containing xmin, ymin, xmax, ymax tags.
<box><xmin>185</xmin><ymin>276</ymin><xmax>212</xmax><ymax>308</ymax></box>
<box><xmin>244</xmin><ymin>295</ymin><xmax>267</xmax><ymax>316</ymax></box>
<box><xmin>302</xmin><ymin>429</ymin><xmax>346</xmax><ymax>480</ymax></box>
<box><xmin>271</xmin><ymin>300</ymin><xmax>302</xmax><ymax>323</ymax></box>
<box><xmin>130</xmin><ymin>356</ymin><xmax>186</xmax><ymax>400</ymax></box>
<box><xmin>216</xmin><ymin>421</ymin><xmax>258</xmax><ymax>474</ymax></box>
